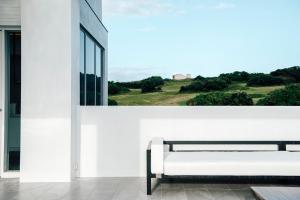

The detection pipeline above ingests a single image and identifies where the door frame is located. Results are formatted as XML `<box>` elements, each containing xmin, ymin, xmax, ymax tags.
<box><xmin>0</xmin><ymin>27</ymin><xmax>21</xmax><ymax>178</ymax></box>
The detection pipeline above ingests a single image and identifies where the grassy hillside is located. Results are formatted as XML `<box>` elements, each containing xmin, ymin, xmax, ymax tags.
<box><xmin>109</xmin><ymin>80</ymin><xmax>285</xmax><ymax>106</ymax></box>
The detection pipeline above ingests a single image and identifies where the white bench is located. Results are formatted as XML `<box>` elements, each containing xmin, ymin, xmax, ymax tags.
<box><xmin>146</xmin><ymin>138</ymin><xmax>300</xmax><ymax>195</ymax></box>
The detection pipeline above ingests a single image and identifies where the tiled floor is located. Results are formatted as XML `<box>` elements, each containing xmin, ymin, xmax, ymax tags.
<box><xmin>0</xmin><ymin>178</ymin><xmax>257</xmax><ymax>200</ymax></box>
<box><xmin>252</xmin><ymin>186</ymin><xmax>300</xmax><ymax>200</ymax></box>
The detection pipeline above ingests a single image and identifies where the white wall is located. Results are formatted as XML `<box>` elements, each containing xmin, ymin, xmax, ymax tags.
<box><xmin>80</xmin><ymin>107</ymin><xmax>300</xmax><ymax>177</ymax></box>
<box><xmin>20</xmin><ymin>0</ymin><xmax>80</xmax><ymax>182</ymax></box>
<box><xmin>71</xmin><ymin>0</ymin><xmax>81</xmax><ymax>179</ymax></box>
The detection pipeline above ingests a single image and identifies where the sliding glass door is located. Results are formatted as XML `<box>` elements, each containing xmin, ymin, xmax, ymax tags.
<box><xmin>4</xmin><ymin>31</ymin><xmax>21</xmax><ymax>171</ymax></box>
<box><xmin>0</xmin><ymin>30</ymin><xmax>3</xmax><ymax>173</ymax></box>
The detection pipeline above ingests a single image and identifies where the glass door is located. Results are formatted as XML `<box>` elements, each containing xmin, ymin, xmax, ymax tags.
<box><xmin>5</xmin><ymin>31</ymin><xmax>21</xmax><ymax>171</ymax></box>
<box><xmin>0</xmin><ymin>30</ymin><xmax>3</xmax><ymax>174</ymax></box>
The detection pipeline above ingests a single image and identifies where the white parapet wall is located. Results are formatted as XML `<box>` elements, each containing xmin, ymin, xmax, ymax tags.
<box><xmin>80</xmin><ymin>106</ymin><xmax>300</xmax><ymax>177</ymax></box>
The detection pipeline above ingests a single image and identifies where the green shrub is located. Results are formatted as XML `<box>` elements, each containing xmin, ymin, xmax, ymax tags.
<box><xmin>187</xmin><ymin>92</ymin><xmax>227</xmax><ymax>105</ymax></box>
<box><xmin>115</xmin><ymin>76</ymin><xmax>164</xmax><ymax>92</ymax></box>
<box><xmin>247</xmin><ymin>73</ymin><xmax>284</xmax><ymax>86</ymax></box>
<box><xmin>187</xmin><ymin>92</ymin><xmax>253</xmax><ymax>106</ymax></box>
<box><xmin>108</xmin><ymin>99</ymin><xmax>118</xmax><ymax>106</ymax></box>
<box><xmin>180</xmin><ymin>81</ymin><xmax>205</xmax><ymax>92</ymax></box>
<box><xmin>116</xmin><ymin>81</ymin><xmax>142</xmax><ymax>89</ymax></box>
<box><xmin>180</xmin><ymin>79</ymin><xmax>228</xmax><ymax>92</ymax></box>
<box><xmin>108</xmin><ymin>82</ymin><xmax>130</xmax><ymax>95</ymax></box>
<box><xmin>225</xmin><ymin>92</ymin><xmax>254</xmax><ymax>105</ymax></box>
<box><xmin>219</xmin><ymin>71</ymin><xmax>250</xmax><ymax>82</ymax></box>
<box><xmin>271</xmin><ymin>66</ymin><xmax>300</xmax><ymax>83</ymax></box>
<box><xmin>141</xmin><ymin>76</ymin><xmax>164</xmax><ymax>93</ymax></box>
<box><xmin>205</xmin><ymin>79</ymin><xmax>228</xmax><ymax>90</ymax></box>
<box><xmin>193</xmin><ymin>75</ymin><xmax>206</xmax><ymax>81</ymax></box>
<box><xmin>257</xmin><ymin>85</ymin><xmax>300</xmax><ymax>105</ymax></box>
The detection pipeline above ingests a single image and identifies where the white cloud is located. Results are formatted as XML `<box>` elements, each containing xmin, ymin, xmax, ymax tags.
<box><xmin>214</xmin><ymin>2</ymin><xmax>236</xmax><ymax>10</ymax></box>
<box><xmin>102</xmin><ymin>0</ymin><xmax>175</xmax><ymax>17</ymax></box>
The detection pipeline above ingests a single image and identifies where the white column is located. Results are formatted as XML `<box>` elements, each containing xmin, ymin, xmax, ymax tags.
<box><xmin>20</xmin><ymin>0</ymin><xmax>80</xmax><ymax>182</ymax></box>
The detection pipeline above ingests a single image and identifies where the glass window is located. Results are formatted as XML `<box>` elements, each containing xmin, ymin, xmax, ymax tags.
<box><xmin>80</xmin><ymin>28</ymin><xmax>104</xmax><ymax>106</ymax></box>
<box><xmin>6</xmin><ymin>32</ymin><xmax>21</xmax><ymax>171</ymax></box>
<box><xmin>85</xmin><ymin>36</ymin><xmax>96</xmax><ymax>105</ymax></box>
<box><xmin>96</xmin><ymin>46</ymin><xmax>102</xmax><ymax>105</ymax></box>
<box><xmin>80</xmin><ymin>30</ymin><xmax>85</xmax><ymax>105</ymax></box>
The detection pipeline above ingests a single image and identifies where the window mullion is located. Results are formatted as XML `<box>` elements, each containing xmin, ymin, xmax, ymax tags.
<box><xmin>84</xmin><ymin>33</ymin><xmax>87</xmax><ymax>106</ymax></box>
<box><xmin>101</xmin><ymin>48</ymin><xmax>104</xmax><ymax>105</ymax></box>
<box><xmin>94</xmin><ymin>43</ymin><xmax>96</xmax><ymax>105</ymax></box>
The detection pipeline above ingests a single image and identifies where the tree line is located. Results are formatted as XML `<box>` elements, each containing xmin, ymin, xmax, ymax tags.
<box><xmin>108</xmin><ymin>66</ymin><xmax>300</xmax><ymax>106</ymax></box>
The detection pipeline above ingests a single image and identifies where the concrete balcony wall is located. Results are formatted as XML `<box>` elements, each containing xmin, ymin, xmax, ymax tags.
<box><xmin>80</xmin><ymin>106</ymin><xmax>300</xmax><ymax>177</ymax></box>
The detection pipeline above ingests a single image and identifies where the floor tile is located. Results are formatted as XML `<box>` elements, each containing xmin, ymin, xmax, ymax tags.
<box><xmin>0</xmin><ymin>178</ymin><xmax>258</xmax><ymax>200</ymax></box>
<box><xmin>185</xmin><ymin>188</ymin><xmax>214</xmax><ymax>200</ymax></box>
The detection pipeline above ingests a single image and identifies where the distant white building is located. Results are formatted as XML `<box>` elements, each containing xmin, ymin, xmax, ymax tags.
<box><xmin>172</xmin><ymin>74</ymin><xmax>192</xmax><ymax>80</ymax></box>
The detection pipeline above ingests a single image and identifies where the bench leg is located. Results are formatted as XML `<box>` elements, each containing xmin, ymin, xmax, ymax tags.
<box><xmin>147</xmin><ymin>173</ymin><xmax>152</xmax><ymax>195</ymax></box>
<box><xmin>147</xmin><ymin>149</ymin><xmax>152</xmax><ymax>195</ymax></box>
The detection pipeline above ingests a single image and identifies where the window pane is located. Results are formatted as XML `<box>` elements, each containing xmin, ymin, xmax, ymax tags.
<box><xmin>96</xmin><ymin>46</ymin><xmax>102</xmax><ymax>105</ymax></box>
<box><xmin>6</xmin><ymin>32</ymin><xmax>21</xmax><ymax>171</ymax></box>
<box><xmin>85</xmin><ymin>36</ymin><xmax>95</xmax><ymax>105</ymax></box>
<box><xmin>80</xmin><ymin>30</ymin><xmax>85</xmax><ymax>105</ymax></box>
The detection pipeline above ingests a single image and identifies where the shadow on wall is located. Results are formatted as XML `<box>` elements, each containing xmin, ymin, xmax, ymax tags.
<box><xmin>80</xmin><ymin>107</ymin><xmax>300</xmax><ymax>177</ymax></box>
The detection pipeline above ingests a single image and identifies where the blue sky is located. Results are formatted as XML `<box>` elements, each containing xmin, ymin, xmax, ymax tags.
<box><xmin>102</xmin><ymin>0</ymin><xmax>300</xmax><ymax>82</ymax></box>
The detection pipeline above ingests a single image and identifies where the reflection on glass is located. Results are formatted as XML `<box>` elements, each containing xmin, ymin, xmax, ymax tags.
<box><xmin>85</xmin><ymin>36</ymin><xmax>95</xmax><ymax>105</ymax></box>
<box><xmin>80</xmin><ymin>28</ymin><xmax>104</xmax><ymax>106</ymax></box>
<box><xmin>7</xmin><ymin>32</ymin><xmax>21</xmax><ymax>170</ymax></box>
<box><xmin>9</xmin><ymin>33</ymin><xmax>21</xmax><ymax>116</ymax></box>
<box><xmin>96</xmin><ymin>46</ymin><xmax>102</xmax><ymax>105</ymax></box>
<box><xmin>80</xmin><ymin>30</ymin><xmax>85</xmax><ymax>105</ymax></box>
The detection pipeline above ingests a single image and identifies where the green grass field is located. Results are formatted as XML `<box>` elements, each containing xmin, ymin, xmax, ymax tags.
<box><xmin>109</xmin><ymin>80</ymin><xmax>285</xmax><ymax>106</ymax></box>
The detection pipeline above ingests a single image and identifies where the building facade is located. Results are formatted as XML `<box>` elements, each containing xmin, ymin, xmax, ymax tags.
<box><xmin>172</xmin><ymin>74</ymin><xmax>192</xmax><ymax>80</ymax></box>
<box><xmin>0</xmin><ymin>0</ymin><xmax>108</xmax><ymax>181</ymax></box>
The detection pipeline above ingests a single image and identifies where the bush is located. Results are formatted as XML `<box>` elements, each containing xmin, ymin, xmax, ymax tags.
<box><xmin>193</xmin><ymin>75</ymin><xmax>206</xmax><ymax>81</ymax></box>
<box><xmin>180</xmin><ymin>79</ymin><xmax>228</xmax><ymax>92</ymax></box>
<box><xmin>219</xmin><ymin>71</ymin><xmax>250</xmax><ymax>82</ymax></box>
<box><xmin>271</xmin><ymin>66</ymin><xmax>300</xmax><ymax>83</ymax></box>
<box><xmin>116</xmin><ymin>81</ymin><xmax>142</xmax><ymax>89</ymax></box>
<box><xmin>205</xmin><ymin>79</ymin><xmax>228</xmax><ymax>91</ymax></box>
<box><xmin>180</xmin><ymin>81</ymin><xmax>205</xmax><ymax>92</ymax></box>
<box><xmin>247</xmin><ymin>73</ymin><xmax>284</xmax><ymax>86</ymax></box>
<box><xmin>249</xmin><ymin>93</ymin><xmax>266</xmax><ymax>99</ymax></box>
<box><xmin>187</xmin><ymin>92</ymin><xmax>227</xmax><ymax>105</ymax></box>
<box><xmin>108</xmin><ymin>99</ymin><xmax>118</xmax><ymax>106</ymax></box>
<box><xmin>257</xmin><ymin>85</ymin><xmax>300</xmax><ymax>105</ymax></box>
<box><xmin>108</xmin><ymin>82</ymin><xmax>130</xmax><ymax>95</ymax></box>
<box><xmin>141</xmin><ymin>76</ymin><xmax>164</xmax><ymax>93</ymax></box>
<box><xmin>225</xmin><ymin>92</ymin><xmax>254</xmax><ymax>105</ymax></box>
<box><xmin>217</xmin><ymin>76</ymin><xmax>232</xmax><ymax>84</ymax></box>
<box><xmin>186</xmin><ymin>92</ymin><xmax>253</xmax><ymax>106</ymax></box>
